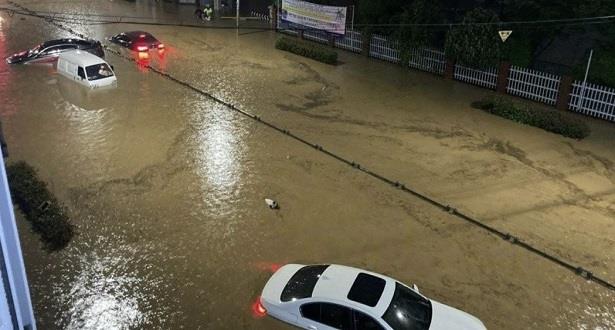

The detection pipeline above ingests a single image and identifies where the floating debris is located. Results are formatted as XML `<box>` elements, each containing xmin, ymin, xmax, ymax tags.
<box><xmin>265</xmin><ymin>198</ymin><xmax>279</xmax><ymax>209</ymax></box>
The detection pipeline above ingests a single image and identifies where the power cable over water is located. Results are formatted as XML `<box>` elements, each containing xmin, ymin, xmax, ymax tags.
<box><xmin>6</xmin><ymin>1</ymin><xmax>615</xmax><ymax>292</ymax></box>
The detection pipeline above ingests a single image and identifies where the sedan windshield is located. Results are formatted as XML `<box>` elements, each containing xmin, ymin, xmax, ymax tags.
<box><xmin>28</xmin><ymin>44</ymin><xmax>42</xmax><ymax>56</ymax></box>
<box><xmin>382</xmin><ymin>283</ymin><xmax>432</xmax><ymax>330</ymax></box>
<box><xmin>85</xmin><ymin>63</ymin><xmax>114</xmax><ymax>81</ymax></box>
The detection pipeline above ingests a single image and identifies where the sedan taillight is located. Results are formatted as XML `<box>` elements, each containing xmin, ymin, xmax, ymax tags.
<box><xmin>251</xmin><ymin>297</ymin><xmax>267</xmax><ymax>318</ymax></box>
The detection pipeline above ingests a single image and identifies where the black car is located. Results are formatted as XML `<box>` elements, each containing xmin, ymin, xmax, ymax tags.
<box><xmin>6</xmin><ymin>39</ymin><xmax>104</xmax><ymax>64</ymax></box>
<box><xmin>109</xmin><ymin>31</ymin><xmax>165</xmax><ymax>52</ymax></box>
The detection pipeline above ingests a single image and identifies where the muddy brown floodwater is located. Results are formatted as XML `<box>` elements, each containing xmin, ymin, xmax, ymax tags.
<box><xmin>0</xmin><ymin>0</ymin><xmax>614</xmax><ymax>329</ymax></box>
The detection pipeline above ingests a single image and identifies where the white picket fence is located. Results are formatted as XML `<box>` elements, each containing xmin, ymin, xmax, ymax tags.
<box><xmin>369</xmin><ymin>34</ymin><xmax>400</xmax><ymax>64</ymax></box>
<box><xmin>569</xmin><ymin>82</ymin><xmax>615</xmax><ymax>122</ymax></box>
<box><xmin>408</xmin><ymin>48</ymin><xmax>446</xmax><ymax>75</ymax></box>
<box><xmin>274</xmin><ymin>20</ymin><xmax>615</xmax><ymax>123</ymax></box>
<box><xmin>303</xmin><ymin>28</ymin><xmax>329</xmax><ymax>44</ymax></box>
<box><xmin>334</xmin><ymin>30</ymin><xmax>362</xmax><ymax>53</ymax></box>
<box><xmin>250</xmin><ymin>11</ymin><xmax>271</xmax><ymax>22</ymax></box>
<box><xmin>454</xmin><ymin>65</ymin><xmax>498</xmax><ymax>90</ymax></box>
<box><xmin>507</xmin><ymin>66</ymin><xmax>560</xmax><ymax>105</ymax></box>
<box><xmin>278</xmin><ymin>20</ymin><xmax>299</xmax><ymax>36</ymax></box>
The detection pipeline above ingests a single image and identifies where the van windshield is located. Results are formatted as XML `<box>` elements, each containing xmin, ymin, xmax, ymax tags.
<box><xmin>85</xmin><ymin>63</ymin><xmax>114</xmax><ymax>81</ymax></box>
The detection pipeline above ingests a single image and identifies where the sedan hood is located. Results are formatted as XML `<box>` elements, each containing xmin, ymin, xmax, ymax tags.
<box><xmin>429</xmin><ymin>301</ymin><xmax>486</xmax><ymax>330</ymax></box>
<box><xmin>6</xmin><ymin>51</ymin><xmax>29</xmax><ymax>64</ymax></box>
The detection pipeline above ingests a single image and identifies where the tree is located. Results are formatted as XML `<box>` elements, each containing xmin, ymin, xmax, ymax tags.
<box><xmin>445</xmin><ymin>8</ymin><xmax>502</xmax><ymax>68</ymax></box>
<box><xmin>396</xmin><ymin>0</ymin><xmax>443</xmax><ymax>65</ymax></box>
<box><xmin>356</xmin><ymin>0</ymin><xmax>407</xmax><ymax>34</ymax></box>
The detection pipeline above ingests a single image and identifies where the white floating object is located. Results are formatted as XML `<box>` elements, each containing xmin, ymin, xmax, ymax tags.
<box><xmin>265</xmin><ymin>198</ymin><xmax>279</xmax><ymax>209</ymax></box>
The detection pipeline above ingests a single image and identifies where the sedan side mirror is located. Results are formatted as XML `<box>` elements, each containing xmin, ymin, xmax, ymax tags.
<box><xmin>412</xmin><ymin>284</ymin><xmax>419</xmax><ymax>292</ymax></box>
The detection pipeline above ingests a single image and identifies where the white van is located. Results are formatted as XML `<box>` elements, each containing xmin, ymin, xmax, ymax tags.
<box><xmin>57</xmin><ymin>50</ymin><xmax>117</xmax><ymax>89</ymax></box>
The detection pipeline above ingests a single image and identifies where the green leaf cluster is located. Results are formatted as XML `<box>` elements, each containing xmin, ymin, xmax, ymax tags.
<box><xmin>6</xmin><ymin>161</ymin><xmax>75</xmax><ymax>251</ymax></box>
<box><xmin>472</xmin><ymin>97</ymin><xmax>590</xmax><ymax>139</ymax></box>
<box><xmin>275</xmin><ymin>37</ymin><xmax>338</xmax><ymax>64</ymax></box>
<box><xmin>445</xmin><ymin>8</ymin><xmax>502</xmax><ymax>68</ymax></box>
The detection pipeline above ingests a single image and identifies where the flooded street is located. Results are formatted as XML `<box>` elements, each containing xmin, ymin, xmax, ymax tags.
<box><xmin>0</xmin><ymin>0</ymin><xmax>614</xmax><ymax>329</ymax></box>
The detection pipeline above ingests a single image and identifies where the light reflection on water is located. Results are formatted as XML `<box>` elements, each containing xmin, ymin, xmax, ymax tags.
<box><xmin>53</xmin><ymin>235</ymin><xmax>169</xmax><ymax>330</ymax></box>
<box><xmin>191</xmin><ymin>100</ymin><xmax>249</xmax><ymax>219</ymax></box>
<box><xmin>61</xmin><ymin>101</ymin><xmax>111</xmax><ymax>138</ymax></box>
<box><xmin>553</xmin><ymin>283</ymin><xmax>615</xmax><ymax>330</ymax></box>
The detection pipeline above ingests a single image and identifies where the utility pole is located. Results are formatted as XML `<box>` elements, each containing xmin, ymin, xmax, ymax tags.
<box><xmin>576</xmin><ymin>49</ymin><xmax>593</xmax><ymax>111</ymax></box>
<box><xmin>236</xmin><ymin>0</ymin><xmax>239</xmax><ymax>29</ymax></box>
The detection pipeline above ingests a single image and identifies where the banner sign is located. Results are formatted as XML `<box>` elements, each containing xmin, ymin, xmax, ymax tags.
<box><xmin>281</xmin><ymin>0</ymin><xmax>347</xmax><ymax>35</ymax></box>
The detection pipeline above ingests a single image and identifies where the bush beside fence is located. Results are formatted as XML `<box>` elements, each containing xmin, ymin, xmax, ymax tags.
<box><xmin>6</xmin><ymin>161</ymin><xmax>74</xmax><ymax>251</ymax></box>
<box><xmin>275</xmin><ymin>37</ymin><xmax>337</xmax><ymax>65</ymax></box>
<box><xmin>473</xmin><ymin>97</ymin><xmax>590</xmax><ymax>139</ymax></box>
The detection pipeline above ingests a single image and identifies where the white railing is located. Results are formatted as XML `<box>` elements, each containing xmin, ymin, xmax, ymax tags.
<box><xmin>0</xmin><ymin>156</ymin><xmax>36</xmax><ymax>330</ymax></box>
<box><xmin>408</xmin><ymin>48</ymin><xmax>446</xmax><ymax>75</ymax></box>
<box><xmin>569</xmin><ymin>81</ymin><xmax>615</xmax><ymax>122</ymax></box>
<box><xmin>303</xmin><ymin>28</ymin><xmax>329</xmax><ymax>44</ymax></box>
<box><xmin>277</xmin><ymin>19</ymin><xmax>299</xmax><ymax>36</ymax></box>
<box><xmin>369</xmin><ymin>34</ymin><xmax>400</xmax><ymax>63</ymax></box>
<box><xmin>250</xmin><ymin>11</ymin><xmax>271</xmax><ymax>22</ymax></box>
<box><xmin>454</xmin><ymin>65</ymin><xmax>498</xmax><ymax>89</ymax></box>
<box><xmin>274</xmin><ymin>20</ymin><xmax>615</xmax><ymax>124</ymax></box>
<box><xmin>334</xmin><ymin>30</ymin><xmax>362</xmax><ymax>53</ymax></box>
<box><xmin>507</xmin><ymin>66</ymin><xmax>560</xmax><ymax>105</ymax></box>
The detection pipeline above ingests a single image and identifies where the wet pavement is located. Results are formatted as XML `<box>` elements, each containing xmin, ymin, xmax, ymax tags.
<box><xmin>0</xmin><ymin>0</ymin><xmax>614</xmax><ymax>329</ymax></box>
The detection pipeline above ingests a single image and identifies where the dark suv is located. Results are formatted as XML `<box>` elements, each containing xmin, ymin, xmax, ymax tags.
<box><xmin>6</xmin><ymin>39</ymin><xmax>105</xmax><ymax>64</ymax></box>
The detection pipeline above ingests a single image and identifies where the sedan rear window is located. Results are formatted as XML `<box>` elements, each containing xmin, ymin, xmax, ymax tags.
<box><xmin>85</xmin><ymin>64</ymin><xmax>114</xmax><ymax>81</ymax></box>
<box><xmin>280</xmin><ymin>265</ymin><xmax>329</xmax><ymax>302</ymax></box>
<box><xmin>382</xmin><ymin>283</ymin><xmax>432</xmax><ymax>330</ymax></box>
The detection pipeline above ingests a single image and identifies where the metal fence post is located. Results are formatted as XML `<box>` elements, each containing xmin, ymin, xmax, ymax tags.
<box><xmin>557</xmin><ymin>75</ymin><xmax>574</xmax><ymax>111</ymax></box>
<box><xmin>575</xmin><ymin>49</ymin><xmax>593</xmax><ymax>112</ymax></box>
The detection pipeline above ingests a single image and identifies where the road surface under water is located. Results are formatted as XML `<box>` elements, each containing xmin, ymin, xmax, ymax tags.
<box><xmin>0</xmin><ymin>1</ymin><xmax>613</xmax><ymax>329</ymax></box>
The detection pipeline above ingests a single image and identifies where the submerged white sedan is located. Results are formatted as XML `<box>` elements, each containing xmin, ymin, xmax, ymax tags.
<box><xmin>259</xmin><ymin>264</ymin><xmax>486</xmax><ymax>330</ymax></box>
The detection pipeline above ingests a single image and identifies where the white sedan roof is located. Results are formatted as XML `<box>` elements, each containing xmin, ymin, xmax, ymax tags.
<box><xmin>311</xmin><ymin>264</ymin><xmax>396</xmax><ymax>316</ymax></box>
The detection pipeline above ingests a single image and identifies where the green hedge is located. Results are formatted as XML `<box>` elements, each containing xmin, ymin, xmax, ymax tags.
<box><xmin>6</xmin><ymin>161</ymin><xmax>74</xmax><ymax>251</ymax></box>
<box><xmin>275</xmin><ymin>37</ymin><xmax>338</xmax><ymax>65</ymax></box>
<box><xmin>471</xmin><ymin>97</ymin><xmax>590</xmax><ymax>139</ymax></box>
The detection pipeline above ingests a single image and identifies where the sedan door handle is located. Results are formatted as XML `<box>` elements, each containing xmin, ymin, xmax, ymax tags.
<box><xmin>307</xmin><ymin>326</ymin><xmax>317</xmax><ymax>330</ymax></box>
